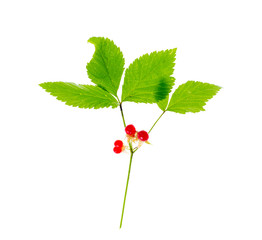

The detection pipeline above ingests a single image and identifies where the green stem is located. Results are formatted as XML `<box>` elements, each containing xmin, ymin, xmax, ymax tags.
<box><xmin>120</xmin><ymin>151</ymin><xmax>134</xmax><ymax>228</ymax></box>
<box><xmin>117</xmin><ymin>99</ymin><xmax>134</xmax><ymax>228</ymax></box>
<box><xmin>148</xmin><ymin>111</ymin><xmax>166</xmax><ymax>134</ymax></box>
<box><xmin>118</xmin><ymin>101</ymin><xmax>166</xmax><ymax>227</ymax></box>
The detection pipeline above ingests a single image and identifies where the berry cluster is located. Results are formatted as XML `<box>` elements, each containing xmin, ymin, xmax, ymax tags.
<box><xmin>125</xmin><ymin>124</ymin><xmax>149</xmax><ymax>141</ymax></box>
<box><xmin>113</xmin><ymin>140</ymin><xmax>124</xmax><ymax>154</ymax></box>
<box><xmin>113</xmin><ymin>124</ymin><xmax>149</xmax><ymax>154</ymax></box>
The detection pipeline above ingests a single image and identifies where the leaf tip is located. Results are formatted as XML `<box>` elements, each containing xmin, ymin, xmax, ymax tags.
<box><xmin>39</xmin><ymin>82</ymin><xmax>48</xmax><ymax>90</ymax></box>
<box><xmin>87</xmin><ymin>36</ymin><xmax>99</xmax><ymax>44</ymax></box>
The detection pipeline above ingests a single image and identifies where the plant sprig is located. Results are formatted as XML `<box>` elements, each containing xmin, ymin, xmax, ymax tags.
<box><xmin>39</xmin><ymin>37</ymin><xmax>221</xmax><ymax>228</ymax></box>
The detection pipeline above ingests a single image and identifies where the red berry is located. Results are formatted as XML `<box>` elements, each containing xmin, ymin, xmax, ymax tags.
<box><xmin>113</xmin><ymin>146</ymin><xmax>122</xmax><ymax>154</ymax></box>
<box><xmin>125</xmin><ymin>124</ymin><xmax>136</xmax><ymax>136</ymax></box>
<box><xmin>114</xmin><ymin>140</ymin><xmax>123</xmax><ymax>148</ymax></box>
<box><xmin>137</xmin><ymin>130</ymin><xmax>149</xmax><ymax>141</ymax></box>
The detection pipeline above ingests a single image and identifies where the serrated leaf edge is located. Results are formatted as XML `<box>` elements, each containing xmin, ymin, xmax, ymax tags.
<box><xmin>166</xmin><ymin>81</ymin><xmax>222</xmax><ymax>114</ymax></box>
<box><xmin>39</xmin><ymin>82</ymin><xmax>119</xmax><ymax>110</ymax></box>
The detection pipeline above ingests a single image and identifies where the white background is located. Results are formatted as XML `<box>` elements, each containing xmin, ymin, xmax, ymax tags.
<box><xmin>0</xmin><ymin>0</ymin><xmax>262</xmax><ymax>239</ymax></box>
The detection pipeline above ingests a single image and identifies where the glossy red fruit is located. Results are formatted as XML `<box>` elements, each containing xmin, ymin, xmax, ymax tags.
<box><xmin>125</xmin><ymin>124</ymin><xmax>136</xmax><ymax>136</ymax></box>
<box><xmin>114</xmin><ymin>140</ymin><xmax>123</xmax><ymax>148</ymax></box>
<box><xmin>137</xmin><ymin>130</ymin><xmax>149</xmax><ymax>141</ymax></box>
<box><xmin>113</xmin><ymin>146</ymin><xmax>122</xmax><ymax>154</ymax></box>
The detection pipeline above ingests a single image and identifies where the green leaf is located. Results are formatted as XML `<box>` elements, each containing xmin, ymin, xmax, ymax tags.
<box><xmin>157</xmin><ymin>95</ymin><xmax>169</xmax><ymax>111</ymax></box>
<box><xmin>167</xmin><ymin>81</ymin><xmax>221</xmax><ymax>114</ymax></box>
<box><xmin>86</xmin><ymin>37</ymin><xmax>125</xmax><ymax>97</ymax></box>
<box><xmin>121</xmin><ymin>49</ymin><xmax>177</xmax><ymax>103</ymax></box>
<box><xmin>39</xmin><ymin>82</ymin><xmax>119</xmax><ymax>109</ymax></box>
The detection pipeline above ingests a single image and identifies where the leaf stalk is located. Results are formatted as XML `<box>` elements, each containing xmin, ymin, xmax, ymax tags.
<box><xmin>119</xmin><ymin>102</ymin><xmax>126</xmax><ymax>128</ymax></box>
<box><xmin>148</xmin><ymin>111</ymin><xmax>166</xmax><ymax>134</ymax></box>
